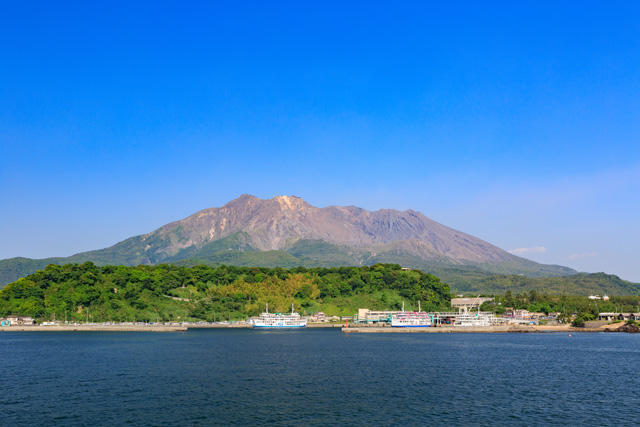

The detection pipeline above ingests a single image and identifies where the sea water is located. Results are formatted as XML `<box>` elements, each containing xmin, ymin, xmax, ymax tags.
<box><xmin>1</xmin><ymin>329</ymin><xmax>639</xmax><ymax>425</ymax></box>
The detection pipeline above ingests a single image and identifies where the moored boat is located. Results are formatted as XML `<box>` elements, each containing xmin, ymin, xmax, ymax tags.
<box><xmin>454</xmin><ymin>312</ymin><xmax>493</xmax><ymax>327</ymax></box>
<box><xmin>250</xmin><ymin>303</ymin><xmax>307</xmax><ymax>328</ymax></box>
<box><xmin>391</xmin><ymin>301</ymin><xmax>432</xmax><ymax>327</ymax></box>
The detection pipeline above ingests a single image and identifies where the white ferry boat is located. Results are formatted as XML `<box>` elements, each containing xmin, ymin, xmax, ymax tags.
<box><xmin>454</xmin><ymin>312</ymin><xmax>493</xmax><ymax>327</ymax></box>
<box><xmin>391</xmin><ymin>302</ymin><xmax>432</xmax><ymax>327</ymax></box>
<box><xmin>250</xmin><ymin>303</ymin><xmax>307</xmax><ymax>328</ymax></box>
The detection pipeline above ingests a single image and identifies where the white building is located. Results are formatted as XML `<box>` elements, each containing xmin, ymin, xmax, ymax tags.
<box><xmin>451</xmin><ymin>297</ymin><xmax>494</xmax><ymax>313</ymax></box>
<box><xmin>1</xmin><ymin>316</ymin><xmax>36</xmax><ymax>326</ymax></box>
<box><xmin>356</xmin><ymin>309</ymin><xmax>402</xmax><ymax>323</ymax></box>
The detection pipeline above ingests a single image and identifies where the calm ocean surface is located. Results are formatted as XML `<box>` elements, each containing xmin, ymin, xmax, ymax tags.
<box><xmin>1</xmin><ymin>329</ymin><xmax>639</xmax><ymax>426</ymax></box>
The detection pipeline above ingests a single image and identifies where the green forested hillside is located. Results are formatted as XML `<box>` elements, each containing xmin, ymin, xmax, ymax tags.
<box><xmin>0</xmin><ymin>263</ymin><xmax>450</xmax><ymax>321</ymax></box>
<box><xmin>2</xmin><ymin>253</ymin><xmax>637</xmax><ymax>296</ymax></box>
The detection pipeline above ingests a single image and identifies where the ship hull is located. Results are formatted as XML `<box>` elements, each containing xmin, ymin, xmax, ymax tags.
<box><xmin>249</xmin><ymin>305</ymin><xmax>307</xmax><ymax>328</ymax></box>
<box><xmin>252</xmin><ymin>325</ymin><xmax>307</xmax><ymax>328</ymax></box>
<box><xmin>391</xmin><ymin>325</ymin><xmax>431</xmax><ymax>328</ymax></box>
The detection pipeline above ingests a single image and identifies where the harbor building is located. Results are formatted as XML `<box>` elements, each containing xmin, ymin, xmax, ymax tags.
<box><xmin>451</xmin><ymin>297</ymin><xmax>494</xmax><ymax>312</ymax></box>
<box><xmin>355</xmin><ymin>309</ymin><xmax>403</xmax><ymax>324</ymax></box>
<box><xmin>1</xmin><ymin>316</ymin><xmax>36</xmax><ymax>326</ymax></box>
<box><xmin>308</xmin><ymin>312</ymin><xmax>328</xmax><ymax>322</ymax></box>
<box><xmin>598</xmin><ymin>312</ymin><xmax>640</xmax><ymax>321</ymax></box>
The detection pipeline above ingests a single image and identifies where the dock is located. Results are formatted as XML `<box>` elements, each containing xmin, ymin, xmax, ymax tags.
<box><xmin>342</xmin><ymin>325</ymin><xmax>611</xmax><ymax>333</ymax></box>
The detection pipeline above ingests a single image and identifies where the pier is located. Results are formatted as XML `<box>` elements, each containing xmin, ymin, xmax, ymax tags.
<box><xmin>342</xmin><ymin>323</ymin><xmax>630</xmax><ymax>333</ymax></box>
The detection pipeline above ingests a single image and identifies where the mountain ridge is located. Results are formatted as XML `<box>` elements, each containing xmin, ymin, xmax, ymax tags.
<box><xmin>0</xmin><ymin>194</ymin><xmax>577</xmax><ymax>288</ymax></box>
<box><xmin>137</xmin><ymin>194</ymin><xmax>559</xmax><ymax>265</ymax></box>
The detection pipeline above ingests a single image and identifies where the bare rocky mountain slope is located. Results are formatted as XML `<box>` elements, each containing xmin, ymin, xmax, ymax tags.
<box><xmin>0</xmin><ymin>194</ymin><xmax>575</xmax><ymax>287</ymax></box>
<box><xmin>148</xmin><ymin>194</ymin><xmax>523</xmax><ymax>263</ymax></box>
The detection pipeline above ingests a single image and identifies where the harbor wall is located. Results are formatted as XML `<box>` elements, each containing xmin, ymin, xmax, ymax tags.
<box><xmin>341</xmin><ymin>324</ymin><xmax>623</xmax><ymax>333</ymax></box>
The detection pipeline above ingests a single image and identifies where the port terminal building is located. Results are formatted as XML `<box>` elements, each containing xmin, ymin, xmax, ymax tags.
<box><xmin>355</xmin><ymin>309</ymin><xmax>402</xmax><ymax>324</ymax></box>
<box><xmin>0</xmin><ymin>316</ymin><xmax>36</xmax><ymax>326</ymax></box>
<box><xmin>451</xmin><ymin>298</ymin><xmax>494</xmax><ymax>312</ymax></box>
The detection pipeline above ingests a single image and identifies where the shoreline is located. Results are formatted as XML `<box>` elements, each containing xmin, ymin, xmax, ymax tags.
<box><xmin>1</xmin><ymin>323</ymin><xmax>631</xmax><ymax>333</ymax></box>
<box><xmin>342</xmin><ymin>323</ymin><xmax>628</xmax><ymax>333</ymax></box>
<box><xmin>0</xmin><ymin>322</ymin><xmax>345</xmax><ymax>332</ymax></box>
<box><xmin>184</xmin><ymin>323</ymin><xmax>344</xmax><ymax>329</ymax></box>
<box><xmin>0</xmin><ymin>325</ymin><xmax>188</xmax><ymax>332</ymax></box>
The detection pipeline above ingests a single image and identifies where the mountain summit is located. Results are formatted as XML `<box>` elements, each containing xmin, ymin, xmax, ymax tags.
<box><xmin>149</xmin><ymin>194</ymin><xmax>518</xmax><ymax>264</ymax></box>
<box><xmin>0</xmin><ymin>194</ymin><xmax>575</xmax><ymax>287</ymax></box>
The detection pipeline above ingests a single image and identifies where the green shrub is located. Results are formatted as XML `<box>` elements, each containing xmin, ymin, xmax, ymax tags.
<box><xmin>571</xmin><ymin>316</ymin><xmax>585</xmax><ymax>327</ymax></box>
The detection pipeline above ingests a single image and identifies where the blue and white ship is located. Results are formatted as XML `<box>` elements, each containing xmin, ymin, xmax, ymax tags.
<box><xmin>250</xmin><ymin>303</ymin><xmax>307</xmax><ymax>328</ymax></box>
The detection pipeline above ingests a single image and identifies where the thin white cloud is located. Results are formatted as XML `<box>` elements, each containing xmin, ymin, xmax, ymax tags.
<box><xmin>568</xmin><ymin>252</ymin><xmax>598</xmax><ymax>260</ymax></box>
<box><xmin>509</xmin><ymin>246</ymin><xmax>547</xmax><ymax>255</ymax></box>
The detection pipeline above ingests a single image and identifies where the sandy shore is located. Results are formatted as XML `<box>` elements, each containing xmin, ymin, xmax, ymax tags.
<box><xmin>182</xmin><ymin>322</ymin><xmax>345</xmax><ymax>329</ymax></box>
<box><xmin>186</xmin><ymin>323</ymin><xmax>252</xmax><ymax>328</ymax></box>
<box><xmin>3</xmin><ymin>322</ymin><xmax>626</xmax><ymax>333</ymax></box>
<box><xmin>0</xmin><ymin>323</ymin><xmax>346</xmax><ymax>332</ymax></box>
<box><xmin>0</xmin><ymin>325</ymin><xmax>187</xmax><ymax>332</ymax></box>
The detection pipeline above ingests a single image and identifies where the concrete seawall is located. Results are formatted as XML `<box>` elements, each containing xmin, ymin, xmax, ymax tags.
<box><xmin>342</xmin><ymin>325</ymin><xmax>607</xmax><ymax>333</ymax></box>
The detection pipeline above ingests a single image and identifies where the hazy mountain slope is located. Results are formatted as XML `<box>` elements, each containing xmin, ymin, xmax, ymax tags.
<box><xmin>0</xmin><ymin>257</ymin><xmax>62</xmax><ymax>287</ymax></box>
<box><xmin>0</xmin><ymin>194</ymin><xmax>577</xmax><ymax>288</ymax></box>
<box><xmin>451</xmin><ymin>272</ymin><xmax>640</xmax><ymax>295</ymax></box>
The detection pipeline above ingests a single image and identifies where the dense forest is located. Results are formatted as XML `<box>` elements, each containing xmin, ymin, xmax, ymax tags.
<box><xmin>0</xmin><ymin>263</ymin><xmax>451</xmax><ymax>322</ymax></box>
<box><xmin>3</xmin><ymin>250</ymin><xmax>638</xmax><ymax>295</ymax></box>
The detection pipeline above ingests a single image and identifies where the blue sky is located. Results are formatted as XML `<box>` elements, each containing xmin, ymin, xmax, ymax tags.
<box><xmin>1</xmin><ymin>1</ymin><xmax>639</xmax><ymax>280</ymax></box>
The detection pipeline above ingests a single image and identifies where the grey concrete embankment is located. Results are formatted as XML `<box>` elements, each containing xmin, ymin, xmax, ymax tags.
<box><xmin>342</xmin><ymin>325</ymin><xmax>605</xmax><ymax>333</ymax></box>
